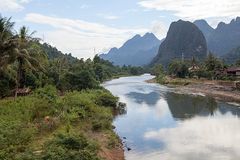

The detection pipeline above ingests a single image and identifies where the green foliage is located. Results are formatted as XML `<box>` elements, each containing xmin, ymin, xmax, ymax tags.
<box><xmin>156</xmin><ymin>73</ymin><xmax>167</xmax><ymax>84</ymax></box>
<box><xmin>41</xmin><ymin>133</ymin><xmax>100</xmax><ymax>160</ymax></box>
<box><xmin>205</xmin><ymin>53</ymin><xmax>224</xmax><ymax>71</ymax></box>
<box><xmin>34</xmin><ymin>85</ymin><xmax>58</xmax><ymax>103</ymax></box>
<box><xmin>151</xmin><ymin>64</ymin><xmax>164</xmax><ymax>76</ymax></box>
<box><xmin>168</xmin><ymin>60</ymin><xmax>190</xmax><ymax>78</ymax></box>
<box><xmin>94</xmin><ymin>90</ymin><xmax>118</xmax><ymax>107</ymax></box>
<box><xmin>65</xmin><ymin>70</ymin><xmax>99</xmax><ymax>91</ymax></box>
<box><xmin>0</xmin><ymin>88</ymin><xmax>118</xmax><ymax>159</ymax></box>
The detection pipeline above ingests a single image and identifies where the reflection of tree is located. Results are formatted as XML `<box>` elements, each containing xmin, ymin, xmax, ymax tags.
<box><xmin>206</xmin><ymin>97</ymin><xmax>218</xmax><ymax>116</ymax></box>
<box><xmin>126</xmin><ymin>91</ymin><xmax>160</xmax><ymax>105</ymax></box>
<box><xmin>165</xmin><ymin>92</ymin><xmax>218</xmax><ymax>119</ymax></box>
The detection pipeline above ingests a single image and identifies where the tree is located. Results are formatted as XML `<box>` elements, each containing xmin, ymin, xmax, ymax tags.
<box><xmin>65</xmin><ymin>70</ymin><xmax>99</xmax><ymax>91</ymax></box>
<box><xmin>151</xmin><ymin>64</ymin><xmax>164</xmax><ymax>76</ymax></box>
<box><xmin>205</xmin><ymin>53</ymin><xmax>223</xmax><ymax>71</ymax></box>
<box><xmin>13</xmin><ymin>26</ymin><xmax>45</xmax><ymax>98</ymax></box>
<box><xmin>168</xmin><ymin>60</ymin><xmax>189</xmax><ymax>78</ymax></box>
<box><xmin>0</xmin><ymin>16</ymin><xmax>17</xmax><ymax>68</ymax></box>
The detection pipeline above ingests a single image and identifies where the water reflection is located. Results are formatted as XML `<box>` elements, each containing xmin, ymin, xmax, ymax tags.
<box><xmin>103</xmin><ymin>74</ymin><xmax>240</xmax><ymax>160</ymax></box>
<box><xmin>144</xmin><ymin>114</ymin><xmax>240</xmax><ymax>160</ymax></box>
<box><xmin>126</xmin><ymin>91</ymin><xmax>160</xmax><ymax>106</ymax></box>
<box><xmin>165</xmin><ymin>92</ymin><xmax>218</xmax><ymax>119</ymax></box>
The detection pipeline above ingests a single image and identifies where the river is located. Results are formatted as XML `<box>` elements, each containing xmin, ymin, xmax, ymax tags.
<box><xmin>103</xmin><ymin>74</ymin><xmax>240</xmax><ymax>160</ymax></box>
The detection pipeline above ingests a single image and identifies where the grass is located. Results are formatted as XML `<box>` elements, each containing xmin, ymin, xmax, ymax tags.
<box><xmin>0</xmin><ymin>86</ymin><xmax>119</xmax><ymax>160</ymax></box>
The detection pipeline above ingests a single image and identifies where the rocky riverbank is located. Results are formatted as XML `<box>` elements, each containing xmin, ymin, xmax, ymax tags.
<box><xmin>147</xmin><ymin>78</ymin><xmax>240</xmax><ymax>104</ymax></box>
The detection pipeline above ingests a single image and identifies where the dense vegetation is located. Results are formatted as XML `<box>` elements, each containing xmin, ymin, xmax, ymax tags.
<box><xmin>0</xmin><ymin>86</ymin><xmax>120</xmax><ymax>159</ymax></box>
<box><xmin>0</xmin><ymin>15</ymin><xmax>145</xmax><ymax>160</ymax></box>
<box><xmin>151</xmin><ymin>53</ymin><xmax>240</xmax><ymax>84</ymax></box>
<box><xmin>0</xmin><ymin>15</ymin><xmax>144</xmax><ymax>98</ymax></box>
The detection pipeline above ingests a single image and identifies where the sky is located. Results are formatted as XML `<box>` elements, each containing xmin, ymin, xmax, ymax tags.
<box><xmin>1</xmin><ymin>0</ymin><xmax>240</xmax><ymax>59</ymax></box>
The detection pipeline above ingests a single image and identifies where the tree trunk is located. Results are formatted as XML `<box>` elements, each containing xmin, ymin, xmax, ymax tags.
<box><xmin>15</xmin><ymin>59</ymin><xmax>23</xmax><ymax>99</ymax></box>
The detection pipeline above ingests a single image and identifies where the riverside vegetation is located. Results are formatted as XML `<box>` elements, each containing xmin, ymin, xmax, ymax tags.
<box><xmin>0</xmin><ymin>15</ymin><xmax>145</xmax><ymax>159</ymax></box>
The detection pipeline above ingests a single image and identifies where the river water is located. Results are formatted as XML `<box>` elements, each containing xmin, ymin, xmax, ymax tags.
<box><xmin>103</xmin><ymin>74</ymin><xmax>240</xmax><ymax>160</ymax></box>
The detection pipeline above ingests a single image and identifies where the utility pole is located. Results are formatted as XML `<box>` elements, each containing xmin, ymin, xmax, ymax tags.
<box><xmin>182</xmin><ymin>52</ymin><xmax>184</xmax><ymax>62</ymax></box>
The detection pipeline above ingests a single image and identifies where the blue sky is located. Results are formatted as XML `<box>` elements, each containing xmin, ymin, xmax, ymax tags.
<box><xmin>1</xmin><ymin>0</ymin><xmax>240</xmax><ymax>59</ymax></box>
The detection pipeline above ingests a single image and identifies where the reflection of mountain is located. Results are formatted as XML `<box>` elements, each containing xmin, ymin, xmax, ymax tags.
<box><xmin>218</xmin><ymin>103</ymin><xmax>240</xmax><ymax>117</ymax></box>
<box><xmin>126</xmin><ymin>91</ymin><xmax>160</xmax><ymax>106</ymax></box>
<box><xmin>165</xmin><ymin>92</ymin><xmax>218</xmax><ymax>119</ymax></box>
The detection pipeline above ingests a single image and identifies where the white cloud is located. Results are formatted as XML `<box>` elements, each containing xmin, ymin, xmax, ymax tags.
<box><xmin>150</xmin><ymin>21</ymin><xmax>168</xmax><ymax>39</ymax></box>
<box><xmin>97</xmin><ymin>13</ymin><xmax>120</xmax><ymax>20</ymax></box>
<box><xmin>25</xmin><ymin>13</ymin><xmax>148</xmax><ymax>59</ymax></box>
<box><xmin>142</xmin><ymin>114</ymin><xmax>240</xmax><ymax>160</ymax></box>
<box><xmin>139</xmin><ymin>0</ymin><xmax>240</xmax><ymax>21</ymax></box>
<box><xmin>104</xmin><ymin>15</ymin><xmax>119</xmax><ymax>20</ymax></box>
<box><xmin>0</xmin><ymin>0</ymin><xmax>31</xmax><ymax>11</ymax></box>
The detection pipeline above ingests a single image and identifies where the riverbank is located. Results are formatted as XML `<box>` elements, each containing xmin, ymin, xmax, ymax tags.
<box><xmin>0</xmin><ymin>86</ymin><xmax>124</xmax><ymax>160</ymax></box>
<box><xmin>147</xmin><ymin>77</ymin><xmax>240</xmax><ymax>104</ymax></box>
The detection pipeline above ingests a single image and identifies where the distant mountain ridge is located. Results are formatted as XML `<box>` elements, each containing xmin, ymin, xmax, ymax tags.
<box><xmin>222</xmin><ymin>46</ymin><xmax>240</xmax><ymax>64</ymax></box>
<box><xmin>99</xmin><ymin>33</ymin><xmax>162</xmax><ymax>66</ymax></box>
<box><xmin>194</xmin><ymin>17</ymin><xmax>240</xmax><ymax>56</ymax></box>
<box><xmin>152</xmin><ymin>20</ymin><xmax>207</xmax><ymax>66</ymax></box>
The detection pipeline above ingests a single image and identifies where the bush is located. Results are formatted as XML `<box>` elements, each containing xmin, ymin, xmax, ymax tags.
<box><xmin>34</xmin><ymin>85</ymin><xmax>58</xmax><ymax>103</ymax></box>
<box><xmin>41</xmin><ymin>133</ymin><xmax>100</xmax><ymax>160</ymax></box>
<box><xmin>94</xmin><ymin>90</ymin><xmax>118</xmax><ymax>107</ymax></box>
<box><xmin>156</xmin><ymin>74</ymin><xmax>167</xmax><ymax>84</ymax></box>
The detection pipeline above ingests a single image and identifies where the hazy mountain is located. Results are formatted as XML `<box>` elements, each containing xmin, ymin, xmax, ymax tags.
<box><xmin>151</xmin><ymin>20</ymin><xmax>207</xmax><ymax>66</ymax></box>
<box><xmin>221</xmin><ymin>46</ymin><xmax>240</xmax><ymax>64</ymax></box>
<box><xmin>194</xmin><ymin>20</ymin><xmax>214</xmax><ymax>43</ymax></box>
<box><xmin>99</xmin><ymin>33</ymin><xmax>161</xmax><ymax>66</ymax></box>
<box><xmin>195</xmin><ymin>17</ymin><xmax>240</xmax><ymax>56</ymax></box>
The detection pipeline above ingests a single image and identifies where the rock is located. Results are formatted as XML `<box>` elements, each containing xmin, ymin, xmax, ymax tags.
<box><xmin>151</xmin><ymin>20</ymin><xmax>207</xmax><ymax>67</ymax></box>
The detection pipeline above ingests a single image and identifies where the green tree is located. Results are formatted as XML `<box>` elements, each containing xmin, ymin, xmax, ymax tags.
<box><xmin>66</xmin><ymin>70</ymin><xmax>99</xmax><ymax>91</ymax></box>
<box><xmin>168</xmin><ymin>60</ymin><xmax>189</xmax><ymax>78</ymax></box>
<box><xmin>0</xmin><ymin>16</ymin><xmax>17</xmax><ymax>68</ymax></box>
<box><xmin>12</xmin><ymin>26</ymin><xmax>45</xmax><ymax>97</ymax></box>
<box><xmin>205</xmin><ymin>53</ymin><xmax>223</xmax><ymax>71</ymax></box>
<box><xmin>151</xmin><ymin>64</ymin><xmax>164</xmax><ymax>76</ymax></box>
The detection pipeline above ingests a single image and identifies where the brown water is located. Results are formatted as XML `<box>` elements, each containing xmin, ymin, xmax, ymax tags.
<box><xmin>103</xmin><ymin>74</ymin><xmax>240</xmax><ymax>160</ymax></box>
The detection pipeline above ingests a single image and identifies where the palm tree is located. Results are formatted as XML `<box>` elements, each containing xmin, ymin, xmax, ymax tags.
<box><xmin>14</xmin><ymin>26</ymin><xmax>45</xmax><ymax>98</ymax></box>
<box><xmin>0</xmin><ymin>16</ymin><xmax>17</xmax><ymax>69</ymax></box>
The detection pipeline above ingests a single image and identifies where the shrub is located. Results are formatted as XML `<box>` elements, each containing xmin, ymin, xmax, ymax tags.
<box><xmin>41</xmin><ymin>133</ymin><xmax>100</xmax><ymax>160</ymax></box>
<box><xmin>34</xmin><ymin>85</ymin><xmax>58</xmax><ymax>103</ymax></box>
<box><xmin>94</xmin><ymin>90</ymin><xmax>118</xmax><ymax>107</ymax></box>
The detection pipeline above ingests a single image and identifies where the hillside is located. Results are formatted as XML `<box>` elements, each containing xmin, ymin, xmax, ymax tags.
<box><xmin>41</xmin><ymin>43</ymin><xmax>77</xmax><ymax>62</ymax></box>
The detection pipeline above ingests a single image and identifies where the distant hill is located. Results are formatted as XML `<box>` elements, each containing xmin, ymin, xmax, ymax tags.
<box><xmin>151</xmin><ymin>20</ymin><xmax>207</xmax><ymax>66</ymax></box>
<box><xmin>195</xmin><ymin>17</ymin><xmax>240</xmax><ymax>56</ymax></box>
<box><xmin>221</xmin><ymin>46</ymin><xmax>240</xmax><ymax>64</ymax></box>
<box><xmin>194</xmin><ymin>20</ymin><xmax>214</xmax><ymax>44</ymax></box>
<box><xmin>41</xmin><ymin>43</ymin><xmax>77</xmax><ymax>62</ymax></box>
<box><xmin>99</xmin><ymin>33</ymin><xmax>162</xmax><ymax>66</ymax></box>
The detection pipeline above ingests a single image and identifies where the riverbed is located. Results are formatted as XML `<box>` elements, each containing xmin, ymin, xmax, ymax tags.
<box><xmin>103</xmin><ymin>74</ymin><xmax>240</xmax><ymax>160</ymax></box>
